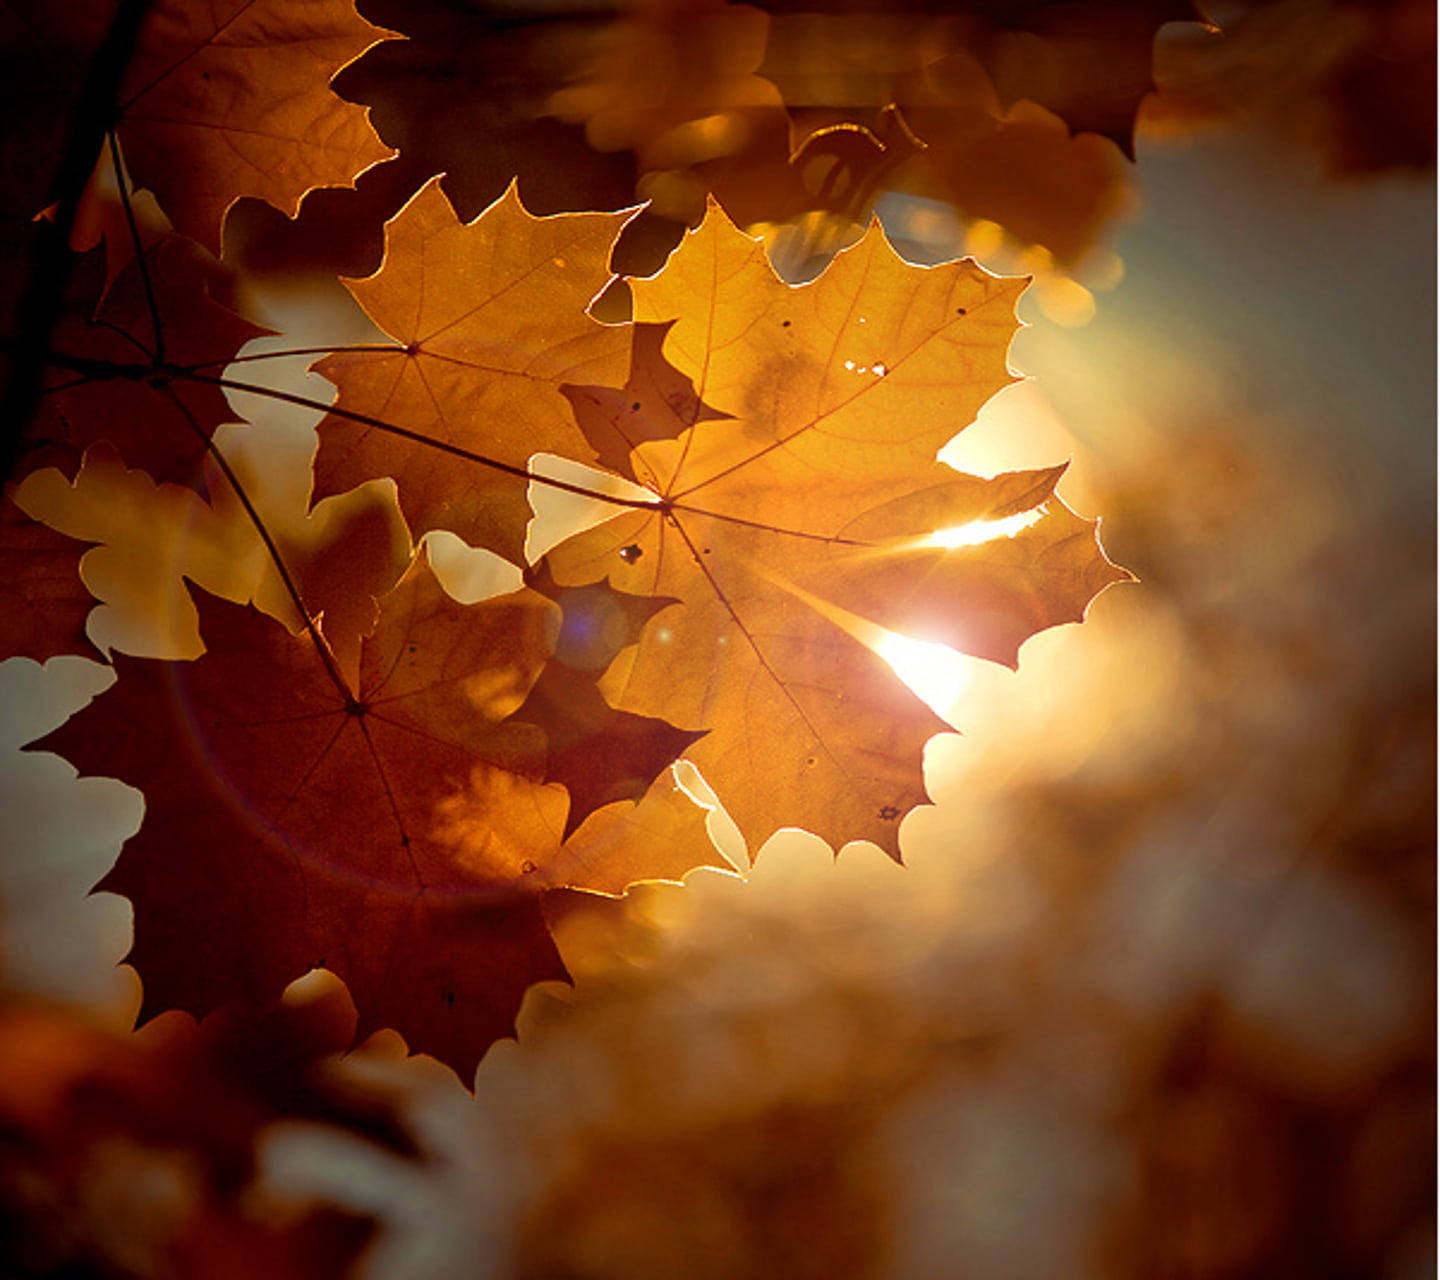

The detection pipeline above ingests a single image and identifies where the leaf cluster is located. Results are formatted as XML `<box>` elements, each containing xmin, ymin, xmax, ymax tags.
<box><xmin>3</xmin><ymin>0</ymin><xmax>1132</xmax><ymax>1079</ymax></box>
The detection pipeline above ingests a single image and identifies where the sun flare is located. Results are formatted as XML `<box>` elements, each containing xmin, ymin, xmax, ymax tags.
<box><xmin>924</xmin><ymin>508</ymin><xmax>1045</xmax><ymax>549</ymax></box>
<box><xmin>874</xmin><ymin>631</ymin><xmax>972</xmax><ymax>719</ymax></box>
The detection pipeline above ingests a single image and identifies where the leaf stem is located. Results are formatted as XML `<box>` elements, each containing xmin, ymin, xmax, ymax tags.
<box><xmin>188</xmin><ymin>374</ymin><xmax>871</xmax><ymax>543</ymax></box>
<box><xmin>188</xmin><ymin>369</ymin><xmax>668</xmax><ymax>511</ymax></box>
<box><xmin>39</xmin><ymin>347</ymin><xmax>877</xmax><ymax>545</ymax></box>
<box><xmin>163</xmin><ymin>388</ymin><xmax>352</xmax><ymax>701</ymax></box>
<box><xmin>106</xmin><ymin>130</ymin><xmax>163</xmax><ymax>361</ymax></box>
<box><xmin>179</xmin><ymin>344</ymin><xmax>405</xmax><ymax>371</ymax></box>
<box><xmin>666</xmin><ymin>500</ymin><xmax>868</xmax><ymax>546</ymax></box>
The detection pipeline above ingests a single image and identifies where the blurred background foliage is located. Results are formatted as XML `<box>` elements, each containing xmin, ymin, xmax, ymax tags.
<box><xmin>1</xmin><ymin>0</ymin><xmax>1433</xmax><ymax>1275</ymax></box>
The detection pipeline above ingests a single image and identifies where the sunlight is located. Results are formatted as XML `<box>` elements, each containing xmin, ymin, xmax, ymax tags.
<box><xmin>745</xmin><ymin>559</ymin><xmax>979</xmax><ymax>723</ymax></box>
<box><xmin>672</xmin><ymin>761</ymin><xmax>749</xmax><ymax>875</ymax></box>
<box><xmin>874</xmin><ymin>631</ymin><xmax>972</xmax><ymax>719</ymax></box>
<box><xmin>424</xmin><ymin>530</ymin><xmax>523</xmax><ymax>603</ymax></box>
<box><xmin>925</xmin><ymin>508</ymin><xmax>1045</xmax><ymax>549</ymax></box>
<box><xmin>525</xmin><ymin>454</ymin><xmax>658</xmax><ymax>563</ymax></box>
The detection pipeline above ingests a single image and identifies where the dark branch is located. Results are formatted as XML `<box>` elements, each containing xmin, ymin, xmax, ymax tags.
<box><xmin>0</xmin><ymin>0</ymin><xmax>152</xmax><ymax>484</ymax></box>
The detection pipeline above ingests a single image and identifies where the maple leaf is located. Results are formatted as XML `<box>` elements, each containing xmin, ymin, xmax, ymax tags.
<box><xmin>546</xmin><ymin>205</ymin><xmax>1130</xmax><ymax>855</ymax></box>
<box><xmin>28</xmin><ymin>235</ymin><xmax>268</xmax><ymax>490</ymax></box>
<box><xmin>517</xmin><ymin>565</ymin><xmax>706</xmax><ymax>838</ymax></box>
<box><xmin>0</xmin><ymin>486</ymin><xmax>100</xmax><ymax>664</ymax></box>
<box><xmin>561</xmin><ymin>320</ymin><xmax>734</xmax><ymax>480</ymax></box>
<box><xmin>956</xmin><ymin>0</ymin><xmax>1202</xmax><ymax>156</ymax></box>
<box><xmin>312</xmin><ymin>178</ymin><xmax>633</xmax><ymax>562</ymax></box>
<box><xmin>30</xmin><ymin>544</ymin><xmax>718</xmax><ymax>1076</ymax></box>
<box><xmin>893</xmin><ymin>52</ymin><xmax>1133</xmax><ymax>268</ymax></box>
<box><xmin>331</xmin><ymin>0</ymin><xmax>638</xmax><ymax>223</ymax></box>
<box><xmin>4</xmin><ymin>0</ymin><xmax>398</xmax><ymax>251</ymax></box>
<box><xmin>763</xmin><ymin>0</ymin><xmax>1198</xmax><ymax>158</ymax></box>
<box><xmin>31</xmin><ymin>553</ymin><xmax>565</xmax><ymax>1078</ymax></box>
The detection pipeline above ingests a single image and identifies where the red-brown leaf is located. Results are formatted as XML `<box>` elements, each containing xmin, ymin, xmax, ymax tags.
<box><xmin>29</xmin><ymin>237</ymin><xmax>268</xmax><ymax>491</ymax></box>
<box><xmin>114</xmin><ymin>0</ymin><xmax>397</xmax><ymax>252</ymax></box>
<box><xmin>31</xmin><ymin>554</ymin><xmax>573</xmax><ymax>1080</ymax></box>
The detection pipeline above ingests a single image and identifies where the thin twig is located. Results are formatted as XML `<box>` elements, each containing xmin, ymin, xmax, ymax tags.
<box><xmin>192</xmin><ymin>369</ymin><xmax>666</xmax><ymax>509</ymax></box>
<box><xmin>179</xmin><ymin>344</ymin><xmax>404</xmax><ymax>371</ymax></box>
<box><xmin>37</xmin><ymin>373</ymin><xmax>109</xmax><ymax>397</ymax></box>
<box><xmin>188</xmin><ymin>371</ymin><xmax>870</xmax><ymax>543</ymax></box>
<box><xmin>165</xmin><ymin>388</ymin><xmax>352</xmax><ymax>701</ymax></box>
<box><xmin>42</xmin><ymin>350</ymin><xmax>872</xmax><ymax>545</ymax></box>
<box><xmin>105</xmin><ymin>128</ymin><xmax>164</xmax><ymax>360</ymax></box>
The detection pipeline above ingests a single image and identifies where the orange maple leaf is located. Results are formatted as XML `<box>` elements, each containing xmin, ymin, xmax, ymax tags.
<box><xmin>3</xmin><ymin>0</ymin><xmax>395</xmax><ymax>247</ymax></box>
<box><xmin>312</xmin><ymin>179</ymin><xmax>634</xmax><ymax>564</ymax></box>
<box><xmin>545</xmin><ymin>205</ymin><xmax>1131</xmax><ymax>856</ymax></box>
<box><xmin>108</xmin><ymin>0</ymin><xmax>397</xmax><ymax>252</ymax></box>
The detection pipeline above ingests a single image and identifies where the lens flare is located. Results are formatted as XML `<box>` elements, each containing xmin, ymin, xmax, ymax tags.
<box><xmin>924</xmin><ymin>508</ymin><xmax>1045</xmax><ymax>549</ymax></box>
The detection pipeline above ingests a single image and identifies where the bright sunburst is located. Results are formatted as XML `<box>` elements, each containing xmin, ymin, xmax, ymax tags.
<box><xmin>873</xmin><ymin>631</ymin><xmax>971</xmax><ymax>719</ymax></box>
<box><xmin>924</xmin><ymin>508</ymin><xmax>1044</xmax><ymax>549</ymax></box>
